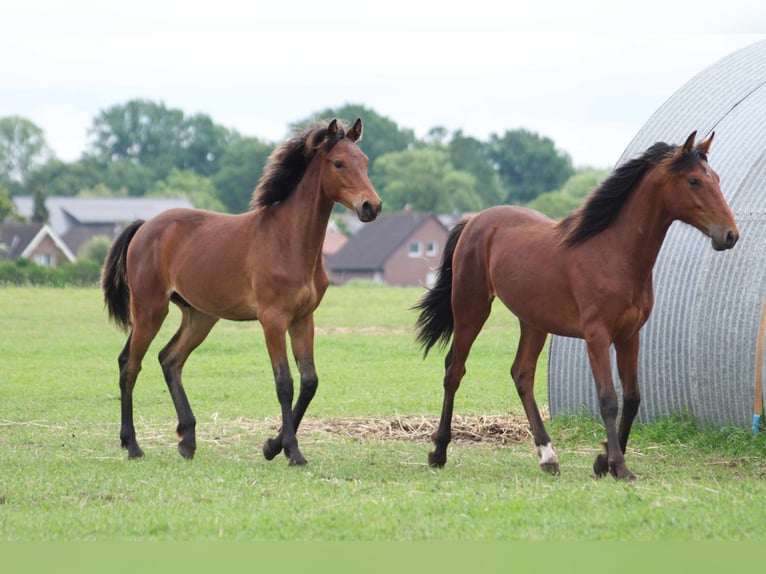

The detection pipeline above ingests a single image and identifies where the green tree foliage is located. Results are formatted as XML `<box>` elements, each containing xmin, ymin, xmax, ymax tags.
<box><xmin>526</xmin><ymin>168</ymin><xmax>609</xmax><ymax>219</ymax></box>
<box><xmin>373</xmin><ymin>147</ymin><xmax>482</xmax><ymax>213</ymax></box>
<box><xmin>447</xmin><ymin>130</ymin><xmax>504</xmax><ymax>207</ymax></box>
<box><xmin>87</xmin><ymin>99</ymin><xmax>234</xmax><ymax>179</ymax></box>
<box><xmin>31</xmin><ymin>187</ymin><xmax>48</xmax><ymax>223</ymax></box>
<box><xmin>146</xmin><ymin>168</ymin><xmax>225</xmax><ymax>212</ymax></box>
<box><xmin>0</xmin><ymin>187</ymin><xmax>20</xmax><ymax>221</ymax></box>
<box><xmin>0</xmin><ymin>116</ymin><xmax>52</xmax><ymax>187</ymax></box>
<box><xmin>76</xmin><ymin>183</ymin><xmax>128</xmax><ymax>198</ymax></box>
<box><xmin>5</xmin><ymin>103</ymin><xmax>585</xmax><ymax>218</ymax></box>
<box><xmin>293</xmin><ymin>104</ymin><xmax>416</xmax><ymax>168</ymax></box>
<box><xmin>487</xmin><ymin>129</ymin><xmax>574</xmax><ymax>204</ymax></box>
<box><xmin>212</xmin><ymin>136</ymin><xmax>274</xmax><ymax>213</ymax></box>
<box><xmin>77</xmin><ymin>235</ymin><xmax>112</xmax><ymax>265</ymax></box>
<box><xmin>24</xmin><ymin>159</ymin><xmax>99</xmax><ymax>198</ymax></box>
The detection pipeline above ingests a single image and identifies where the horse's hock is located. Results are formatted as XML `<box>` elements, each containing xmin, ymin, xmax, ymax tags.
<box><xmin>549</xmin><ymin>40</ymin><xmax>766</xmax><ymax>427</ymax></box>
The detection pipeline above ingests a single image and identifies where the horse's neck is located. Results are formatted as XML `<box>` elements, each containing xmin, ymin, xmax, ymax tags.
<box><xmin>603</xmin><ymin>177</ymin><xmax>673</xmax><ymax>280</ymax></box>
<box><xmin>280</xmin><ymin>174</ymin><xmax>334</xmax><ymax>270</ymax></box>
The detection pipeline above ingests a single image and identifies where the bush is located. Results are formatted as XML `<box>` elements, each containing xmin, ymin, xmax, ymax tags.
<box><xmin>0</xmin><ymin>259</ymin><xmax>102</xmax><ymax>287</ymax></box>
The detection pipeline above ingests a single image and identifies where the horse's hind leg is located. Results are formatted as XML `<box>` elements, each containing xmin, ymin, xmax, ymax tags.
<box><xmin>118</xmin><ymin>306</ymin><xmax>167</xmax><ymax>459</ymax></box>
<box><xmin>158</xmin><ymin>307</ymin><xmax>219</xmax><ymax>459</ymax></box>
<box><xmin>430</xmin><ymin>301</ymin><xmax>491</xmax><ymax>468</ymax></box>
<box><xmin>118</xmin><ymin>334</ymin><xmax>143</xmax><ymax>459</ymax></box>
<box><xmin>511</xmin><ymin>324</ymin><xmax>558</xmax><ymax>475</ymax></box>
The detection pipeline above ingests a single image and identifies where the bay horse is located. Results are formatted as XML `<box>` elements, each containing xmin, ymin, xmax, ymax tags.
<box><xmin>102</xmin><ymin>118</ymin><xmax>381</xmax><ymax>466</ymax></box>
<box><xmin>415</xmin><ymin>131</ymin><xmax>738</xmax><ymax>480</ymax></box>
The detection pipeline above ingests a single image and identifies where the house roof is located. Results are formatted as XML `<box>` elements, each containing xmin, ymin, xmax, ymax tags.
<box><xmin>0</xmin><ymin>222</ymin><xmax>76</xmax><ymax>262</ymax></box>
<box><xmin>1</xmin><ymin>223</ymin><xmax>42</xmax><ymax>260</ymax></box>
<box><xmin>62</xmin><ymin>224</ymin><xmax>116</xmax><ymax>255</ymax></box>
<box><xmin>327</xmin><ymin>212</ymin><xmax>445</xmax><ymax>271</ymax></box>
<box><xmin>12</xmin><ymin>197</ymin><xmax>194</xmax><ymax>235</ymax></box>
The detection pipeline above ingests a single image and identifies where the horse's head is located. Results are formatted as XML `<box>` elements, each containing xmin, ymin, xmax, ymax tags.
<box><xmin>660</xmin><ymin>131</ymin><xmax>739</xmax><ymax>251</ymax></box>
<box><xmin>318</xmin><ymin>118</ymin><xmax>382</xmax><ymax>222</ymax></box>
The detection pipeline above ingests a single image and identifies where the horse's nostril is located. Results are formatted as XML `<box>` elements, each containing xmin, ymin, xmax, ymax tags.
<box><xmin>726</xmin><ymin>229</ymin><xmax>738</xmax><ymax>248</ymax></box>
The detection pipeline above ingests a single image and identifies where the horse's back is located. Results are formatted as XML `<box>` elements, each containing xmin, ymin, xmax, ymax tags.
<box><xmin>457</xmin><ymin>205</ymin><xmax>581</xmax><ymax>336</ymax></box>
<box><xmin>125</xmin><ymin>209</ymin><xmax>262</xmax><ymax>317</ymax></box>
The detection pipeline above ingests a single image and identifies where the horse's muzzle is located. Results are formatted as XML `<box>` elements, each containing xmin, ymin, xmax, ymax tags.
<box><xmin>712</xmin><ymin>227</ymin><xmax>739</xmax><ymax>251</ymax></box>
<box><xmin>358</xmin><ymin>200</ymin><xmax>382</xmax><ymax>222</ymax></box>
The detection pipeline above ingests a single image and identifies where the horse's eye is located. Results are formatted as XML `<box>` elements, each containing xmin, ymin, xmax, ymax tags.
<box><xmin>333</xmin><ymin>161</ymin><xmax>344</xmax><ymax>169</ymax></box>
<box><xmin>688</xmin><ymin>178</ymin><xmax>700</xmax><ymax>187</ymax></box>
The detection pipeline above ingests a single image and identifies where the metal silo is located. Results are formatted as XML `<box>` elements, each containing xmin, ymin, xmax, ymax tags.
<box><xmin>548</xmin><ymin>40</ymin><xmax>766</xmax><ymax>427</ymax></box>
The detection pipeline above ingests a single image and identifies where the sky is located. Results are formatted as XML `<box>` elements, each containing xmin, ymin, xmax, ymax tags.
<box><xmin>2</xmin><ymin>1</ymin><xmax>764</xmax><ymax>169</ymax></box>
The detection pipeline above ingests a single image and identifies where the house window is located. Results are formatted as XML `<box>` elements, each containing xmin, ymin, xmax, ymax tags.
<box><xmin>426</xmin><ymin>241</ymin><xmax>438</xmax><ymax>257</ymax></box>
<box><xmin>34</xmin><ymin>254</ymin><xmax>53</xmax><ymax>267</ymax></box>
<box><xmin>408</xmin><ymin>241</ymin><xmax>422</xmax><ymax>258</ymax></box>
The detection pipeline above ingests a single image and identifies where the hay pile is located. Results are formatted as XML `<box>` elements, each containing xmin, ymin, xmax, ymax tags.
<box><xmin>295</xmin><ymin>413</ymin><xmax>536</xmax><ymax>445</ymax></box>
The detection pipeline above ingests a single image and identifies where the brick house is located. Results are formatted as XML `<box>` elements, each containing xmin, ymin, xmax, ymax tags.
<box><xmin>326</xmin><ymin>212</ymin><xmax>449</xmax><ymax>286</ymax></box>
<box><xmin>0</xmin><ymin>222</ymin><xmax>76</xmax><ymax>266</ymax></box>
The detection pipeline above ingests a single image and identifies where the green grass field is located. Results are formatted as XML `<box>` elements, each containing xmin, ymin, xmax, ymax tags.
<box><xmin>2</xmin><ymin>285</ymin><xmax>766</xmax><ymax>541</ymax></box>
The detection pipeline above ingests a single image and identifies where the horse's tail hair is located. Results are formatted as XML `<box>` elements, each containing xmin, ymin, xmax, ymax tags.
<box><xmin>101</xmin><ymin>220</ymin><xmax>145</xmax><ymax>331</ymax></box>
<box><xmin>413</xmin><ymin>219</ymin><xmax>468</xmax><ymax>357</ymax></box>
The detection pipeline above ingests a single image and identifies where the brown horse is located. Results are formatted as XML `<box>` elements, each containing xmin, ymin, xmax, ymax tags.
<box><xmin>102</xmin><ymin>118</ymin><xmax>381</xmax><ymax>466</ymax></box>
<box><xmin>415</xmin><ymin>131</ymin><xmax>738</xmax><ymax>480</ymax></box>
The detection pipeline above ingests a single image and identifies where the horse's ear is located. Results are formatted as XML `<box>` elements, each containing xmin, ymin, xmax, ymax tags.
<box><xmin>681</xmin><ymin>131</ymin><xmax>697</xmax><ymax>153</ymax></box>
<box><xmin>697</xmin><ymin>131</ymin><xmax>715</xmax><ymax>156</ymax></box>
<box><xmin>347</xmin><ymin>118</ymin><xmax>363</xmax><ymax>142</ymax></box>
<box><xmin>327</xmin><ymin>119</ymin><xmax>340</xmax><ymax>139</ymax></box>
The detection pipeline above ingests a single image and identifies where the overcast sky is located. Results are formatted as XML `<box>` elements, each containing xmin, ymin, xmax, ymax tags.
<box><xmin>2</xmin><ymin>1</ymin><xmax>764</xmax><ymax>169</ymax></box>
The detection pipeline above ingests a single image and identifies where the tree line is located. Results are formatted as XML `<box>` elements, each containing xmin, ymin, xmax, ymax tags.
<box><xmin>0</xmin><ymin>101</ymin><xmax>608</xmax><ymax>222</ymax></box>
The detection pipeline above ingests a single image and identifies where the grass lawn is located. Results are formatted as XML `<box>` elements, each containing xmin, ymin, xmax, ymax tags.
<box><xmin>1</xmin><ymin>285</ymin><xmax>766</xmax><ymax>543</ymax></box>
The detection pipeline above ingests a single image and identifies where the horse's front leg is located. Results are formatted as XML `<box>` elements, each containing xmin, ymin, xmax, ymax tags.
<box><xmin>261</xmin><ymin>320</ymin><xmax>306</xmax><ymax>466</ymax></box>
<box><xmin>586</xmin><ymin>331</ymin><xmax>635</xmax><ymax>481</ymax></box>
<box><xmin>615</xmin><ymin>334</ymin><xmax>641</xmax><ymax>455</ymax></box>
<box><xmin>287</xmin><ymin>315</ymin><xmax>319</xmax><ymax>433</ymax></box>
<box><xmin>263</xmin><ymin>315</ymin><xmax>319</xmax><ymax>462</ymax></box>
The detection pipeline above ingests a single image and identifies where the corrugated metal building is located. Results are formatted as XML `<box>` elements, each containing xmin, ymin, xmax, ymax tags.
<box><xmin>548</xmin><ymin>40</ymin><xmax>766</xmax><ymax>427</ymax></box>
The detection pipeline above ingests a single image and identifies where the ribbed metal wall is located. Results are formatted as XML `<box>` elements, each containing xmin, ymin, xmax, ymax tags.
<box><xmin>548</xmin><ymin>40</ymin><xmax>766</xmax><ymax>427</ymax></box>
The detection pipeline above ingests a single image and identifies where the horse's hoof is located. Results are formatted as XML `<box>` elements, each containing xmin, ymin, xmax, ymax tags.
<box><xmin>610</xmin><ymin>465</ymin><xmax>636</xmax><ymax>482</ymax></box>
<box><xmin>428</xmin><ymin>451</ymin><xmax>446</xmax><ymax>468</ymax></box>
<box><xmin>178</xmin><ymin>442</ymin><xmax>196</xmax><ymax>460</ymax></box>
<box><xmin>126</xmin><ymin>444</ymin><xmax>145</xmax><ymax>459</ymax></box>
<box><xmin>540</xmin><ymin>461</ymin><xmax>560</xmax><ymax>475</ymax></box>
<box><xmin>288</xmin><ymin>455</ymin><xmax>307</xmax><ymax>467</ymax></box>
<box><xmin>593</xmin><ymin>453</ymin><xmax>609</xmax><ymax>477</ymax></box>
<box><xmin>262</xmin><ymin>438</ymin><xmax>282</xmax><ymax>461</ymax></box>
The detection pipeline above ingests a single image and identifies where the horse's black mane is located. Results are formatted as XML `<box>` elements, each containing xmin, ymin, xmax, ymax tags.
<box><xmin>557</xmin><ymin>141</ymin><xmax>708</xmax><ymax>246</ymax></box>
<box><xmin>250</xmin><ymin>122</ymin><xmax>348</xmax><ymax>210</ymax></box>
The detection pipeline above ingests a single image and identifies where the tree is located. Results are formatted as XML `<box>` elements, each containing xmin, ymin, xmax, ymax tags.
<box><xmin>447</xmin><ymin>130</ymin><xmax>504</xmax><ymax>208</ymax></box>
<box><xmin>487</xmin><ymin>129</ymin><xmax>574</xmax><ymax>204</ymax></box>
<box><xmin>76</xmin><ymin>183</ymin><xmax>128</xmax><ymax>198</ymax></box>
<box><xmin>146</xmin><ymin>168</ymin><xmax>225</xmax><ymax>212</ymax></box>
<box><xmin>78</xmin><ymin>235</ymin><xmax>112</xmax><ymax>265</ymax></box>
<box><xmin>87</xmin><ymin>99</ymin><xmax>234</xmax><ymax>180</ymax></box>
<box><xmin>0</xmin><ymin>187</ymin><xmax>20</xmax><ymax>221</ymax></box>
<box><xmin>212</xmin><ymin>136</ymin><xmax>274</xmax><ymax>213</ymax></box>
<box><xmin>22</xmin><ymin>158</ymin><xmax>99</xmax><ymax>198</ymax></box>
<box><xmin>373</xmin><ymin>147</ymin><xmax>482</xmax><ymax>213</ymax></box>
<box><xmin>525</xmin><ymin>168</ymin><xmax>608</xmax><ymax>219</ymax></box>
<box><xmin>31</xmin><ymin>187</ymin><xmax>48</xmax><ymax>223</ymax></box>
<box><xmin>0</xmin><ymin>116</ymin><xmax>52</xmax><ymax>186</ymax></box>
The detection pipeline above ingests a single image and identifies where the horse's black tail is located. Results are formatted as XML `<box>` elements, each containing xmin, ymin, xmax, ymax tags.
<box><xmin>413</xmin><ymin>219</ymin><xmax>468</xmax><ymax>357</ymax></box>
<box><xmin>101</xmin><ymin>220</ymin><xmax>145</xmax><ymax>332</ymax></box>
